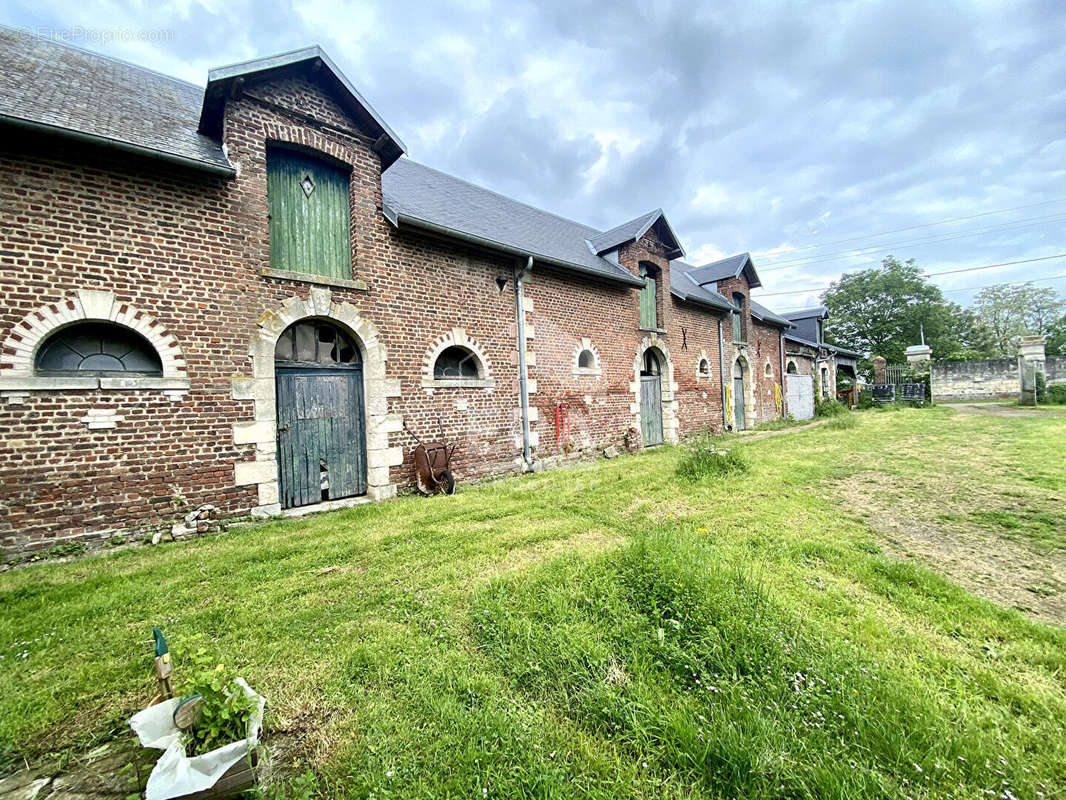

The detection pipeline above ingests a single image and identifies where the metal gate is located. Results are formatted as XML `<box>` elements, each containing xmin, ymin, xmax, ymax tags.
<box><xmin>786</xmin><ymin>374</ymin><xmax>814</xmax><ymax>420</ymax></box>
<box><xmin>276</xmin><ymin>367</ymin><xmax>367</xmax><ymax>508</ymax></box>
<box><xmin>640</xmin><ymin>374</ymin><xmax>663</xmax><ymax>446</ymax></box>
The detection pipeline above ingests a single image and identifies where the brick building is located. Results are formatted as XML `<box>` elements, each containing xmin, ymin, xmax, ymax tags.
<box><xmin>0</xmin><ymin>31</ymin><xmax>801</xmax><ymax>556</ymax></box>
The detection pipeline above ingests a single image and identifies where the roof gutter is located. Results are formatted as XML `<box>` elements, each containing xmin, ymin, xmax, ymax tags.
<box><xmin>0</xmin><ymin>115</ymin><xmax>236</xmax><ymax>177</ymax></box>
<box><xmin>385</xmin><ymin>209</ymin><xmax>646</xmax><ymax>288</ymax></box>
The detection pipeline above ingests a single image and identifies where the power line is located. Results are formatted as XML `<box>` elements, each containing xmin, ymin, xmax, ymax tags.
<box><xmin>753</xmin><ymin>196</ymin><xmax>1066</xmax><ymax>261</ymax></box>
<box><xmin>753</xmin><ymin>253</ymin><xmax>1066</xmax><ymax>297</ymax></box>
<box><xmin>941</xmin><ymin>272</ymin><xmax>1066</xmax><ymax>295</ymax></box>
<box><xmin>756</xmin><ymin>212</ymin><xmax>1066</xmax><ymax>271</ymax></box>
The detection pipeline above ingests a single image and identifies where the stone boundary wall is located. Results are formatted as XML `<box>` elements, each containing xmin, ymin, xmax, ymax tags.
<box><xmin>931</xmin><ymin>355</ymin><xmax>1066</xmax><ymax>401</ymax></box>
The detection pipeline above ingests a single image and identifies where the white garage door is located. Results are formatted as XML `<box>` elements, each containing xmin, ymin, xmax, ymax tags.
<box><xmin>786</xmin><ymin>374</ymin><xmax>814</xmax><ymax>420</ymax></box>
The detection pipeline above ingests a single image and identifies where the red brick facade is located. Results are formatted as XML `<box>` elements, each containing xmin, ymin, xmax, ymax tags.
<box><xmin>0</xmin><ymin>67</ymin><xmax>788</xmax><ymax>557</ymax></box>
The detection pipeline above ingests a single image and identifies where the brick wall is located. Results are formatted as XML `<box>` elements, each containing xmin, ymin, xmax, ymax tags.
<box><xmin>0</xmin><ymin>72</ymin><xmax>784</xmax><ymax>556</ymax></box>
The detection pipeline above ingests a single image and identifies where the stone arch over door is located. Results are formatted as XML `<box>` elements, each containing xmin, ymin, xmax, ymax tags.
<box><xmin>630</xmin><ymin>334</ymin><xmax>678</xmax><ymax>445</ymax></box>
<box><xmin>230</xmin><ymin>287</ymin><xmax>402</xmax><ymax>515</ymax></box>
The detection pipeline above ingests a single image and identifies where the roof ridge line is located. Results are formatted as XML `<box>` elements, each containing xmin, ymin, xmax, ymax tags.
<box><xmin>0</xmin><ymin>22</ymin><xmax>206</xmax><ymax>91</ymax></box>
<box><xmin>392</xmin><ymin>158</ymin><xmax>604</xmax><ymax>235</ymax></box>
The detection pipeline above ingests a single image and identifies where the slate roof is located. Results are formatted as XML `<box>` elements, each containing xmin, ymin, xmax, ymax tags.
<box><xmin>382</xmin><ymin>159</ymin><xmax>645</xmax><ymax>286</ymax></box>
<box><xmin>782</xmin><ymin>306</ymin><xmax>828</xmax><ymax>321</ymax></box>
<box><xmin>784</xmin><ymin>332</ymin><xmax>861</xmax><ymax>358</ymax></box>
<box><xmin>668</xmin><ymin>264</ymin><xmax>737</xmax><ymax>312</ymax></box>
<box><xmin>749</xmin><ymin>300</ymin><xmax>794</xmax><ymax>328</ymax></box>
<box><xmin>685</xmin><ymin>252</ymin><xmax>762</xmax><ymax>289</ymax></box>
<box><xmin>0</xmin><ymin>24</ymin><xmax>233</xmax><ymax>174</ymax></box>
<box><xmin>587</xmin><ymin>209</ymin><xmax>683</xmax><ymax>258</ymax></box>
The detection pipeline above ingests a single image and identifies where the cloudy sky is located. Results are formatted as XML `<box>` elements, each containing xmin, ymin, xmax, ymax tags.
<box><xmin>4</xmin><ymin>0</ymin><xmax>1066</xmax><ymax>310</ymax></box>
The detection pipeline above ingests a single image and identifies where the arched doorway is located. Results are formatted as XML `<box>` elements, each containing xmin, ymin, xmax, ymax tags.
<box><xmin>274</xmin><ymin>318</ymin><xmax>367</xmax><ymax>508</ymax></box>
<box><xmin>639</xmin><ymin>347</ymin><xmax>664</xmax><ymax>446</ymax></box>
<box><xmin>733</xmin><ymin>359</ymin><xmax>747</xmax><ymax>430</ymax></box>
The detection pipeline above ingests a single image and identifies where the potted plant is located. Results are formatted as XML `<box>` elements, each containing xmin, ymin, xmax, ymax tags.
<box><xmin>130</xmin><ymin>641</ymin><xmax>266</xmax><ymax>800</ymax></box>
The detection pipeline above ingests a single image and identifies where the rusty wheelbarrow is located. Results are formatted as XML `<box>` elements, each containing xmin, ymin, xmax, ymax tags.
<box><xmin>404</xmin><ymin>419</ymin><xmax>458</xmax><ymax>495</ymax></box>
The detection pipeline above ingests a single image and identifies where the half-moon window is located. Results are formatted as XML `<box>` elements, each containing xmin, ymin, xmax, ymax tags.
<box><xmin>35</xmin><ymin>322</ymin><xmax>162</xmax><ymax>376</ymax></box>
<box><xmin>434</xmin><ymin>346</ymin><xmax>481</xmax><ymax>379</ymax></box>
<box><xmin>275</xmin><ymin>320</ymin><xmax>360</xmax><ymax>365</ymax></box>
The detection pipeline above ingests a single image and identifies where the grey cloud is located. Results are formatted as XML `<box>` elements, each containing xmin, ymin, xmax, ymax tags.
<box><xmin>2</xmin><ymin>0</ymin><xmax>1064</xmax><ymax>306</ymax></box>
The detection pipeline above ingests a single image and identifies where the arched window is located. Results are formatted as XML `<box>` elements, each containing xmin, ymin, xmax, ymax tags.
<box><xmin>434</xmin><ymin>346</ymin><xmax>481</xmax><ymax>380</ymax></box>
<box><xmin>275</xmin><ymin>320</ymin><xmax>360</xmax><ymax>365</ymax></box>
<box><xmin>35</xmin><ymin>322</ymin><xmax>162</xmax><ymax>376</ymax></box>
<box><xmin>698</xmin><ymin>358</ymin><xmax>710</xmax><ymax>376</ymax></box>
<box><xmin>578</xmin><ymin>349</ymin><xmax>595</xmax><ymax>369</ymax></box>
<box><xmin>786</xmin><ymin>361</ymin><xmax>798</xmax><ymax>374</ymax></box>
<box><xmin>764</xmin><ymin>362</ymin><xmax>773</xmax><ymax>377</ymax></box>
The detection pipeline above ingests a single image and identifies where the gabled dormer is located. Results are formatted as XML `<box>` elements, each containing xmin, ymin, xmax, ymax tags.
<box><xmin>198</xmin><ymin>45</ymin><xmax>406</xmax><ymax>168</ymax></box>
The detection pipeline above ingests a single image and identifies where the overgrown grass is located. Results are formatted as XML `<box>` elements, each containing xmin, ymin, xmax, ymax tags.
<box><xmin>1</xmin><ymin>407</ymin><xmax>1065</xmax><ymax>798</ymax></box>
<box><xmin>815</xmin><ymin>399</ymin><xmax>850</xmax><ymax>417</ymax></box>
<box><xmin>675</xmin><ymin>440</ymin><xmax>749</xmax><ymax>482</ymax></box>
<box><xmin>825</xmin><ymin>413</ymin><xmax>856</xmax><ymax>430</ymax></box>
<box><xmin>475</xmin><ymin>528</ymin><xmax>1064</xmax><ymax>798</ymax></box>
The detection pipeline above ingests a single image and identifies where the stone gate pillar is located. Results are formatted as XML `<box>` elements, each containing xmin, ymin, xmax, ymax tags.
<box><xmin>872</xmin><ymin>355</ymin><xmax>887</xmax><ymax>385</ymax></box>
<box><xmin>1018</xmin><ymin>335</ymin><xmax>1046</xmax><ymax>406</ymax></box>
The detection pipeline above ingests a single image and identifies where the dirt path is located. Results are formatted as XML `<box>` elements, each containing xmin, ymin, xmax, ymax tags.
<box><xmin>942</xmin><ymin>402</ymin><xmax>1055</xmax><ymax>417</ymax></box>
<box><xmin>738</xmin><ymin>418</ymin><xmax>829</xmax><ymax>441</ymax></box>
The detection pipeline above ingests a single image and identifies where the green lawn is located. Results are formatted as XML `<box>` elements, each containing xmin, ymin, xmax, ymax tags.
<box><xmin>1</xmin><ymin>407</ymin><xmax>1065</xmax><ymax>798</ymax></box>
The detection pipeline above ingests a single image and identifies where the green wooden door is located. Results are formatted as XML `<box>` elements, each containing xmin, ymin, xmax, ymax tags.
<box><xmin>276</xmin><ymin>366</ymin><xmax>366</xmax><ymax>508</ymax></box>
<box><xmin>733</xmin><ymin>374</ymin><xmax>746</xmax><ymax>430</ymax></box>
<box><xmin>267</xmin><ymin>148</ymin><xmax>352</xmax><ymax>279</ymax></box>
<box><xmin>640</xmin><ymin>375</ymin><xmax>663</xmax><ymax>446</ymax></box>
<box><xmin>639</xmin><ymin>264</ymin><xmax>657</xmax><ymax>329</ymax></box>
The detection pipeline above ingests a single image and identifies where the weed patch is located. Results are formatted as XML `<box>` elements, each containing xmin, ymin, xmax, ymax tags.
<box><xmin>675</xmin><ymin>441</ymin><xmax>749</xmax><ymax>482</ymax></box>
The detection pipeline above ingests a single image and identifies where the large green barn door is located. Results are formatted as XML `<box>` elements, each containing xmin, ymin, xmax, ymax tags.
<box><xmin>267</xmin><ymin>147</ymin><xmax>352</xmax><ymax>280</ymax></box>
<box><xmin>276</xmin><ymin>367</ymin><xmax>367</xmax><ymax>508</ymax></box>
<box><xmin>640</xmin><ymin>348</ymin><xmax>664</xmax><ymax>446</ymax></box>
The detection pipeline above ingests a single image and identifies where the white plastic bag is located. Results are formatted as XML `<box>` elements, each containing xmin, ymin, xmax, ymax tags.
<box><xmin>129</xmin><ymin>678</ymin><xmax>266</xmax><ymax>800</ymax></box>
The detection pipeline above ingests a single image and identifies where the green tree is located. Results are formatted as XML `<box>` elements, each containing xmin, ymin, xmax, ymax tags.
<box><xmin>971</xmin><ymin>284</ymin><xmax>1064</xmax><ymax>356</ymax></box>
<box><xmin>1045</xmin><ymin>313</ymin><xmax>1066</xmax><ymax>356</ymax></box>
<box><xmin>821</xmin><ymin>256</ymin><xmax>992</xmax><ymax>370</ymax></box>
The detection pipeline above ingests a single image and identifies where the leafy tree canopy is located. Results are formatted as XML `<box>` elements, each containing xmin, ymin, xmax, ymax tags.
<box><xmin>822</xmin><ymin>257</ymin><xmax>995</xmax><ymax>370</ymax></box>
<box><xmin>972</xmin><ymin>283</ymin><xmax>1065</xmax><ymax>357</ymax></box>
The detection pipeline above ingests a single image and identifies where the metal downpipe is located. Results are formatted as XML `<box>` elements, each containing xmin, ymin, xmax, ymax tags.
<box><xmin>515</xmin><ymin>256</ymin><xmax>535</xmax><ymax>470</ymax></box>
<box><xmin>718</xmin><ymin>319</ymin><xmax>729</xmax><ymax>430</ymax></box>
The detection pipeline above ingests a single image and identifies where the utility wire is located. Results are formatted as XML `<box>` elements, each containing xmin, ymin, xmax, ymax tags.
<box><xmin>753</xmin><ymin>196</ymin><xmax>1066</xmax><ymax>260</ymax></box>
<box><xmin>756</xmin><ymin>212</ymin><xmax>1066</xmax><ymax>271</ymax></box>
<box><xmin>753</xmin><ymin>253</ymin><xmax>1066</xmax><ymax>297</ymax></box>
<box><xmin>940</xmin><ymin>272</ymin><xmax>1066</xmax><ymax>295</ymax></box>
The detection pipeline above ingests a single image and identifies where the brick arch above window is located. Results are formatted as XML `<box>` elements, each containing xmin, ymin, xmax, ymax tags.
<box><xmin>573</xmin><ymin>338</ymin><xmax>602</xmax><ymax>376</ymax></box>
<box><xmin>696</xmin><ymin>349</ymin><xmax>712</xmax><ymax>379</ymax></box>
<box><xmin>422</xmin><ymin>328</ymin><xmax>495</xmax><ymax>389</ymax></box>
<box><xmin>0</xmin><ymin>289</ymin><xmax>188</xmax><ymax>399</ymax></box>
